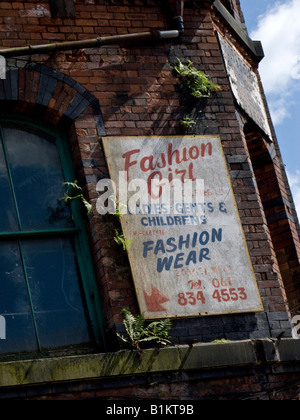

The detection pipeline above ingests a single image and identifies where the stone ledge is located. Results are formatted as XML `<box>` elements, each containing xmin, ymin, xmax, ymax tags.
<box><xmin>213</xmin><ymin>0</ymin><xmax>264</xmax><ymax>60</ymax></box>
<box><xmin>262</xmin><ymin>338</ymin><xmax>300</xmax><ymax>363</ymax></box>
<box><xmin>0</xmin><ymin>339</ymin><xmax>299</xmax><ymax>389</ymax></box>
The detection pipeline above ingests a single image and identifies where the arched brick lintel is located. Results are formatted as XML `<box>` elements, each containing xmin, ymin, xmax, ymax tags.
<box><xmin>0</xmin><ymin>64</ymin><xmax>105</xmax><ymax>136</ymax></box>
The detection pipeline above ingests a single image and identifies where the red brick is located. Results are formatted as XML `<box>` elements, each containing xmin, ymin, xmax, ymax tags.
<box><xmin>0</xmin><ymin>0</ymin><xmax>299</xmax><ymax>402</ymax></box>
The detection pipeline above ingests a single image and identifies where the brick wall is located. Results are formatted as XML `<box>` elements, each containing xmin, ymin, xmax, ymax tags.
<box><xmin>21</xmin><ymin>371</ymin><xmax>300</xmax><ymax>400</ymax></box>
<box><xmin>0</xmin><ymin>0</ymin><xmax>299</xmax><ymax>350</ymax></box>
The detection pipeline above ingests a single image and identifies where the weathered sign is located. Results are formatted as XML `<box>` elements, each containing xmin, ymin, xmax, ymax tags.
<box><xmin>102</xmin><ymin>135</ymin><xmax>263</xmax><ymax>319</ymax></box>
<box><xmin>218</xmin><ymin>33</ymin><xmax>272</xmax><ymax>140</ymax></box>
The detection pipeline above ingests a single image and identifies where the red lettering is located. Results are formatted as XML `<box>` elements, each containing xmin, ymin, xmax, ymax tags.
<box><xmin>212</xmin><ymin>288</ymin><xmax>248</xmax><ymax>302</ymax></box>
<box><xmin>147</xmin><ymin>171</ymin><xmax>163</xmax><ymax>199</ymax></box>
<box><xmin>168</xmin><ymin>168</ymin><xmax>173</xmax><ymax>184</ymax></box>
<box><xmin>201</xmin><ymin>142</ymin><xmax>212</xmax><ymax>157</ymax></box>
<box><xmin>140</xmin><ymin>154</ymin><xmax>167</xmax><ymax>172</ymax></box>
<box><xmin>189</xmin><ymin>146</ymin><xmax>200</xmax><ymax>160</ymax></box>
<box><xmin>122</xmin><ymin>142</ymin><xmax>213</xmax><ymax>185</ymax></box>
<box><xmin>141</xmin><ymin>155</ymin><xmax>155</xmax><ymax>172</ymax></box>
<box><xmin>156</xmin><ymin>153</ymin><xmax>166</xmax><ymax>169</ymax></box>
<box><xmin>122</xmin><ymin>149</ymin><xmax>140</xmax><ymax>180</ymax></box>
<box><xmin>188</xmin><ymin>162</ymin><xmax>196</xmax><ymax>181</ymax></box>
<box><xmin>168</xmin><ymin>143</ymin><xmax>189</xmax><ymax>165</ymax></box>
<box><xmin>175</xmin><ymin>168</ymin><xmax>186</xmax><ymax>184</ymax></box>
<box><xmin>177</xmin><ymin>291</ymin><xmax>206</xmax><ymax>306</ymax></box>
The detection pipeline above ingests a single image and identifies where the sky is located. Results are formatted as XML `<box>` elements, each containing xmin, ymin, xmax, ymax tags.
<box><xmin>239</xmin><ymin>0</ymin><xmax>300</xmax><ymax>217</ymax></box>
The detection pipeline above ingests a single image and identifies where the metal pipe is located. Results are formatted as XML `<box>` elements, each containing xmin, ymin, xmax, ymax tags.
<box><xmin>0</xmin><ymin>30</ymin><xmax>180</xmax><ymax>58</ymax></box>
<box><xmin>166</xmin><ymin>0</ymin><xmax>185</xmax><ymax>35</ymax></box>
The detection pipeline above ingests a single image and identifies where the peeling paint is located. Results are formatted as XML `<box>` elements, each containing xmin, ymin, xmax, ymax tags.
<box><xmin>19</xmin><ymin>5</ymin><xmax>51</xmax><ymax>18</ymax></box>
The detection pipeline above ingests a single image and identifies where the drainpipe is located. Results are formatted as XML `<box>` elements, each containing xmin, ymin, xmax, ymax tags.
<box><xmin>0</xmin><ymin>30</ymin><xmax>180</xmax><ymax>59</ymax></box>
<box><xmin>166</xmin><ymin>0</ymin><xmax>185</xmax><ymax>35</ymax></box>
<box><xmin>0</xmin><ymin>0</ymin><xmax>185</xmax><ymax>59</ymax></box>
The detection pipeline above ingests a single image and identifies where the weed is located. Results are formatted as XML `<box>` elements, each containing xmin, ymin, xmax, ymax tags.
<box><xmin>117</xmin><ymin>309</ymin><xmax>172</xmax><ymax>354</ymax></box>
<box><xmin>61</xmin><ymin>181</ymin><xmax>93</xmax><ymax>215</ymax></box>
<box><xmin>174</xmin><ymin>58</ymin><xmax>220</xmax><ymax>99</ymax></box>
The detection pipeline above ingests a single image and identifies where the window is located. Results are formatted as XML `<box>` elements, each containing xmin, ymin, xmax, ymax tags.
<box><xmin>0</xmin><ymin>118</ymin><xmax>103</xmax><ymax>358</ymax></box>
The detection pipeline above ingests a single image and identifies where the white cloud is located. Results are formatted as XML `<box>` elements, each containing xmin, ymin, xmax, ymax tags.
<box><xmin>287</xmin><ymin>170</ymin><xmax>300</xmax><ymax>218</ymax></box>
<box><xmin>267</xmin><ymin>97</ymin><xmax>290</xmax><ymax>124</ymax></box>
<box><xmin>250</xmin><ymin>0</ymin><xmax>300</xmax><ymax>125</ymax></box>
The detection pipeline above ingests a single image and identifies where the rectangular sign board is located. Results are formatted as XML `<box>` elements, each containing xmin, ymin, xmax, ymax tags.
<box><xmin>102</xmin><ymin>136</ymin><xmax>263</xmax><ymax>319</ymax></box>
<box><xmin>218</xmin><ymin>32</ymin><xmax>272</xmax><ymax>140</ymax></box>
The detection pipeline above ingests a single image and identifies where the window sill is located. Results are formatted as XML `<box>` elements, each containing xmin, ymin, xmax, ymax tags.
<box><xmin>0</xmin><ymin>339</ymin><xmax>299</xmax><ymax>390</ymax></box>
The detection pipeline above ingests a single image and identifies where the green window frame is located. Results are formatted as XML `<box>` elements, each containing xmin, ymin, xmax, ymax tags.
<box><xmin>0</xmin><ymin>116</ymin><xmax>105</xmax><ymax>357</ymax></box>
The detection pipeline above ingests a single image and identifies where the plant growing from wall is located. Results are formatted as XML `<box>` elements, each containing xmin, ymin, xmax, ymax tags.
<box><xmin>114</xmin><ymin>230</ymin><xmax>132</xmax><ymax>251</ymax></box>
<box><xmin>68</xmin><ymin>189</ymin><xmax>132</xmax><ymax>252</ymax></box>
<box><xmin>61</xmin><ymin>181</ymin><xmax>93</xmax><ymax>215</ymax></box>
<box><xmin>108</xmin><ymin>194</ymin><xmax>128</xmax><ymax>218</ymax></box>
<box><xmin>117</xmin><ymin>308</ymin><xmax>172</xmax><ymax>354</ymax></box>
<box><xmin>108</xmin><ymin>195</ymin><xmax>132</xmax><ymax>251</ymax></box>
<box><xmin>180</xmin><ymin>115</ymin><xmax>196</xmax><ymax>131</ymax></box>
<box><xmin>174</xmin><ymin>58</ymin><xmax>220</xmax><ymax>99</ymax></box>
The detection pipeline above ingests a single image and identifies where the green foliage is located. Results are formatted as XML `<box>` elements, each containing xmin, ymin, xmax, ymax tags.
<box><xmin>109</xmin><ymin>194</ymin><xmax>128</xmax><ymax>217</ymax></box>
<box><xmin>114</xmin><ymin>230</ymin><xmax>132</xmax><ymax>251</ymax></box>
<box><xmin>108</xmin><ymin>195</ymin><xmax>133</xmax><ymax>251</ymax></box>
<box><xmin>211</xmin><ymin>338</ymin><xmax>230</xmax><ymax>343</ymax></box>
<box><xmin>174</xmin><ymin>58</ymin><xmax>220</xmax><ymax>99</ymax></box>
<box><xmin>117</xmin><ymin>309</ymin><xmax>172</xmax><ymax>354</ymax></box>
<box><xmin>180</xmin><ymin>115</ymin><xmax>196</xmax><ymax>131</ymax></box>
<box><xmin>61</xmin><ymin>181</ymin><xmax>93</xmax><ymax>215</ymax></box>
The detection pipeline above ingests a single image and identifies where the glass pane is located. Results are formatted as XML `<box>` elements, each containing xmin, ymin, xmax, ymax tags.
<box><xmin>0</xmin><ymin>138</ymin><xmax>18</xmax><ymax>232</ymax></box>
<box><xmin>0</xmin><ymin>241</ymin><xmax>38</xmax><ymax>355</ymax></box>
<box><xmin>2</xmin><ymin>124</ymin><xmax>73</xmax><ymax>231</ymax></box>
<box><xmin>22</xmin><ymin>237</ymin><xmax>93</xmax><ymax>350</ymax></box>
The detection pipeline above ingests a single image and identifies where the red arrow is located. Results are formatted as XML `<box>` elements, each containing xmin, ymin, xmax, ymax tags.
<box><xmin>143</xmin><ymin>285</ymin><xmax>169</xmax><ymax>312</ymax></box>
